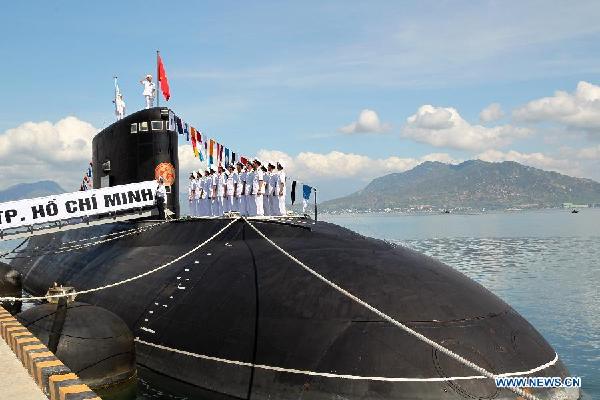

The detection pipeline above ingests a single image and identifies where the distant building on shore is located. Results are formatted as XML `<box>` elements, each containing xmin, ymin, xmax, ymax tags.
<box><xmin>562</xmin><ymin>202</ymin><xmax>590</xmax><ymax>208</ymax></box>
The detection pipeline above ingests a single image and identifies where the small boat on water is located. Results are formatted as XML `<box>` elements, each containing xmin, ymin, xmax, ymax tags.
<box><xmin>571</xmin><ymin>209</ymin><xmax>580</xmax><ymax>213</ymax></box>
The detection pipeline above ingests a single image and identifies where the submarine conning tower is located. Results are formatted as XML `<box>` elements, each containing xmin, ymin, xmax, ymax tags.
<box><xmin>92</xmin><ymin>107</ymin><xmax>180</xmax><ymax>218</ymax></box>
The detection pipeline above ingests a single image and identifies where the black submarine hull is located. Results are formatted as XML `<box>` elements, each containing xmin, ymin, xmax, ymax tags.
<box><xmin>10</xmin><ymin>217</ymin><xmax>577</xmax><ymax>400</ymax></box>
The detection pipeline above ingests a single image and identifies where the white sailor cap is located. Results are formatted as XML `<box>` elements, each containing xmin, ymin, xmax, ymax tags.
<box><xmin>253</xmin><ymin>158</ymin><xmax>262</xmax><ymax>165</ymax></box>
<box><xmin>146</xmin><ymin>74</ymin><xmax>152</xmax><ymax>79</ymax></box>
<box><xmin>277</xmin><ymin>160</ymin><xmax>284</xmax><ymax>168</ymax></box>
<box><xmin>191</xmin><ymin>171</ymin><xmax>197</xmax><ymax>178</ymax></box>
<box><xmin>267</xmin><ymin>161</ymin><xmax>275</xmax><ymax>168</ymax></box>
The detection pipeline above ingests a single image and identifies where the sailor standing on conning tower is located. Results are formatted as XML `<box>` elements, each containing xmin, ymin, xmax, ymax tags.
<box><xmin>140</xmin><ymin>74</ymin><xmax>156</xmax><ymax>109</ymax></box>
<box><xmin>114</xmin><ymin>93</ymin><xmax>126</xmax><ymax>120</ymax></box>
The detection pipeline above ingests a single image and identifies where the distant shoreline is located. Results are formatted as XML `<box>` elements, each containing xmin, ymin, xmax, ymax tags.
<box><xmin>320</xmin><ymin>207</ymin><xmax>599</xmax><ymax>217</ymax></box>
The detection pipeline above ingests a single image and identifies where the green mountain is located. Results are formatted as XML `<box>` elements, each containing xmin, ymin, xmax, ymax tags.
<box><xmin>0</xmin><ymin>181</ymin><xmax>65</xmax><ymax>202</ymax></box>
<box><xmin>321</xmin><ymin>160</ymin><xmax>600</xmax><ymax>211</ymax></box>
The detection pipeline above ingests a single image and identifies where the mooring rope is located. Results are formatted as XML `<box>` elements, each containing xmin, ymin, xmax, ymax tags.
<box><xmin>134</xmin><ymin>338</ymin><xmax>558</xmax><ymax>383</ymax></box>
<box><xmin>242</xmin><ymin>217</ymin><xmax>543</xmax><ymax>400</ymax></box>
<box><xmin>0</xmin><ymin>217</ymin><xmax>240</xmax><ymax>302</ymax></box>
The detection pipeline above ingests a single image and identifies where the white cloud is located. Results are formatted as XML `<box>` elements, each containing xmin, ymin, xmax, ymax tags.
<box><xmin>476</xmin><ymin>149</ymin><xmax>581</xmax><ymax>176</ymax></box>
<box><xmin>577</xmin><ymin>145</ymin><xmax>600</xmax><ymax>160</ymax></box>
<box><xmin>178</xmin><ymin>144</ymin><xmax>203</xmax><ymax>176</ymax></box>
<box><xmin>256</xmin><ymin>149</ymin><xmax>457</xmax><ymax>181</ymax></box>
<box><xmin>479</xmin><ymin>103</ymin><xmax>504</xmax><ymax>123</ymax></box>
<box><xmin>0</xmin><ymin>117</ymin><xmax>98</xmax><ymax>190</ymax></box>
<box><xmin>339</xmin><ymin>109</ymin><xmax>390</xmax><ymax>134</ymax></box>
<box><xmin>513</xmin><ymin>81</ymin><xmax>600</xmax><ymax>132</ymax></box>
<box><xmin>402</xmin><ymin>105</ymin><xmax>531</xmax><ymax>151</ymax></box>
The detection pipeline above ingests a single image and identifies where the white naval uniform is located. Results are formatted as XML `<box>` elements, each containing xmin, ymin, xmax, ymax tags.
<box><xmin>238</xmin><ymin>171</ymin><xmax>247</xmax><ymax>216</ymax></box>
<box><xmin>142</xmin><ymin>80</ymin><xmax>155</xmax><ymax>109</ymax></box>
<box><xmin>232</xmin><ymin>171</ymin><xmax>242</xmax><ymax>213</ymax></box>
<box><xmin>263</xmin><ymin>171</ymin><xmax>271</xmax><ymax>216</ymax></box>
<box><xmin>245</xmin><ymin>170</ymin><xmax>255</xmax><ymax>216</ymax></box>
<box><xmin>188</xmin><ymin>180</ymin><xmax>196</xmax><ymax>216</ymax></box>
<box><xmin>253</xmin><ymin>169</ymin><xmax>265</xmax><ymax>216</ymax></box>
<box><xmin>201</xmin><ymin>177</ymin><xmax>211</xmax><ymax>216</ymax></box>
<box><xmin>275</xmin><ymin>170</ymin><xmax>286</xmax><ymax>215</ymax></box>
<box><xmin>268</xmin><ymin>171</ymin><xmax>278</xmax><ymax>215</ymax></box>
<box><xmin>194</xmin><ymin>178</ymin><xmax>202</xmax><ymax>216</ymax></box>
<box><xmin>215</xmin><ymin>173</ymin><xmax>226</xmax><ymax>216</ymax></box>
<box><xmin>224</xmin><ymin>172</ymin><xmax>235</xmax><ymax>213</ymax></box>
<box><xmin>209</xmin><ymin>174</ymin><xmax>217</xmax><ymax>216</ymax></box>
<box><xmin>115</xmin><ymin>97</ymin><xmax>126</xmax><ymax>120</ymax></box>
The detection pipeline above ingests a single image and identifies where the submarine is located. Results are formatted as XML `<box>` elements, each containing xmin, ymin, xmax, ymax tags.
<box><xmin>7</xmin><ymin>108</ymin><xmax>579</xmax><ymax>400</ymax></box>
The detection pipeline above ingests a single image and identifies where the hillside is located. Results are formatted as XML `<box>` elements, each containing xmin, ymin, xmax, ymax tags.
<box><xmin>0</xmin><ymin>181</ymin><xmax>65</xmax><ymax>202</ymax></box>
<box><xmin>321</xmin><ymin>160</ymin><xmax>600</xmax><ymax>211</ymax></box>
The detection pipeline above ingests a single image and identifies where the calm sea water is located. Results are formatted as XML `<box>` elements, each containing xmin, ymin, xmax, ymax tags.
<box><xmin>322</xmin><ymin>209</ymin><xmax>600</xmax><ymax>399</ymax></box>
<box><xmin>1</xmin><ymin>209</ymin><xmax>597</xmax><ymax>399</ymax></box>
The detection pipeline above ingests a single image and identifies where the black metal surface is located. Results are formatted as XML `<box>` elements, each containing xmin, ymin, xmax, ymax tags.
<box><xmin>92</xmin><ymin>107</ymin><xmax>179</xmax><ymax>217</ymax></box>
<box><xmin>18</xmin><ymin>302</ymin><xmax>136</xmax><ymax>389</ymax></box>
<box><xmin>9</xmin><ymin>219</ymin><xmax>574</xmax><ymax>399</ymax></box>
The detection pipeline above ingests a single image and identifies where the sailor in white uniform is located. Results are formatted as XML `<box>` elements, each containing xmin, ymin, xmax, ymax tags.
<box><xmin>188</xmin><ymin>173</ymin><xmax>196</xmax><ymax>216</ymax></box>
<box><xmin>245</xmin><ymin>163</ymin><xmax>255</xmax><ymax>216</ymax></box>
<box><xmin>140</xmin><ymin>74</ymin><xmax>156</xmax><ymax>109</ymax></box>
<box><xmin>224</xmin><ymin>164</ymin><xmax>235</xmax><ymax>213</ymax></box>
<box><xmin>234</xmin><ymin>162</ymin><xmax>244</xmax><ymax>214</ymax></box>
<box><xmin>267</xmin><ymin>162</ymin><xmax>278</xmax><ymax>216</ymax></box>
<box><xmin>252</xmin><ymin>159</ymin><xmax>265</xmax><ymax>216</ymax></box>
<box><xmin>194</xmin><ymin>171</ymin><xmax>203</xmax><ymax>216</ymax></box>
<box><xmin>208</xmin><ymin>168</ymin><xmax>217</xmax><ymax>216</ymax></box>
<box><xmin>215</xmin><ymin>164</ymin><xmax>226</xmax><ymax>216</ymax></box>
<box><xmin>155</xmin><ymin>177</ymin><xmax>167</xmax><ymax>220</ymax></box>
<box><xmin>275</xmin><ymin>161</ymin><xmax>287</xmax><ymax>216</ymax></box>
<box><xmin>115</xmin><ymin>93</ymin><xmax>126</xmax><ymax>120</ymax></box>
<box><xmin>201</xmin><ymin>169</ymin><xmax>212</xmax><ymax>216</ymax></box>
<box><xmin>262</xmin><ymin>165</ymin><xmax>270</xmax><ymax>216</ymax></box>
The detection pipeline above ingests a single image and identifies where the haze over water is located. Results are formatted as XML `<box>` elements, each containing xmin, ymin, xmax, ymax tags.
<box><xmin>323</xmin><ymin>209</ymin><xmax>600</xmax><ymax>399</ymax></box>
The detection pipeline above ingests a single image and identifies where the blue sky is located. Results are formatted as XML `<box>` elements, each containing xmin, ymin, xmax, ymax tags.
<box><xmin>2</xmin><ymin>1</ymin><xmax>600</xmax><ymax>199</ymax></box>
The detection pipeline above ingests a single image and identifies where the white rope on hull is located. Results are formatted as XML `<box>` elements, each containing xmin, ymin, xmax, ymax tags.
<box><xmin>135</xmin><ymin>338</ymin><xmax>559</xmax><ymax>383</ymax></box>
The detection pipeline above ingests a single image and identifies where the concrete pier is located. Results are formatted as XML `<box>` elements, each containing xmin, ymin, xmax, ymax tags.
<box><xmin>0</xmin><ymin>306</ymin><xmax>101</xmax><ymax>400</ymax></box>
<box><xmin>0</xmin><ymin>334</ymin><xmax>47</xmax><ymax>399</ymax></box>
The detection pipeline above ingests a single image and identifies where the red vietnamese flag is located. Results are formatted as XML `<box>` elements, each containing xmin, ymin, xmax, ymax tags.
<box><xmin>157</xmin><ymin>54</ymin><xmax>171</xmax><ymax>101</ymax></box>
